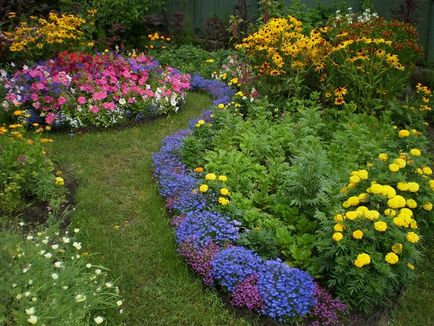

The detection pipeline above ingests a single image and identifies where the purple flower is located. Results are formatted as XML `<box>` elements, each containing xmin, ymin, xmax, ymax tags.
<box><xmin>310</xmin><ymin>283</ymin><xmax>347</xmax><ymax>326</ymax></box>
<box><xmin>230</xmin><ymin>274</ymin><xmax>264</xmax><ymax>311</ymax></box>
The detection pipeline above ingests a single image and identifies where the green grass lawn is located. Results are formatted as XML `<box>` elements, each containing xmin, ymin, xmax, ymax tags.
<box><xmin>49</xmin><ymin>92</ymin><xmax>250</xmax><ymax>325</ymax></box>
<box><xmin>48</xmin><ymin>91</ymin><xmax>434</xmax><ymax>326</ymax></box>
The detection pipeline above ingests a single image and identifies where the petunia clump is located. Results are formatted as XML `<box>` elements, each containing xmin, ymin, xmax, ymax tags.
<box><xmin>1</xmin><ymin>51</ymin><xmax>191</xmax><ymax>129</ymax></box>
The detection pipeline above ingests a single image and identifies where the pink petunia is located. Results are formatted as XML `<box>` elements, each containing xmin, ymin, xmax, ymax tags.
<box><xmin>92</xmin><ymin>91</ymin><xmax>107</xmax><ymax>101</ymax></box>
<box><xmin>89</xmin><ymin>105</ymin><xmax>99</xmax><ymax>114</ymax></box>
<box><xmin>32</xmin><ymin>101</ymin><xmax>41</xmax><ymax>109</ymax></box>
<box><xmin>31</xmin><ymin>93</ymin><xmax>39</xmax><ymax>101</ymax></box>
<box><xmin>45</xmin><ymin>112</ymin><xmax>57</xmax><ymax>125</ymax></box>
<box><xmin>102</xmin><ymin>102</ymin><xmax>116</xmax><ymax>111</ymax></box>
<box><xmin>77</xmin><ymin>96</ymin><xmax>87</xmax><ymax>105</ymax></box>
<box><xmin>58</xmin><ymin>96</ymin><xmax>67</xmax><ymax>105</ymax></box>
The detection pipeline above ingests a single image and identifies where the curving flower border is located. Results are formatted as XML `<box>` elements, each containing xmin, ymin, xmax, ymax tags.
<box><xmin>153</xmin><ymin>75</ymin><xmax>345</xmax><ymax>323</ymax></box>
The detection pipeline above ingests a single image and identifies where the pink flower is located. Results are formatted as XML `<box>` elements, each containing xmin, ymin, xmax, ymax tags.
<box><xmin>31</xmin><ymin>93</ymin><xmax>39</xmax><ymax>101</ymax></box>
<box><xmin>58</xmin><ymin>96</ymin><xmax>67</xmax><ymax>105</ymax></box>
<box><xmin>45</xmin><ymin>112</ymin><xmax>57</xmax><ymax>125</ymax></box>
<box><xmin>77</xmin><ymin>96</ymin><xmax>87</xmax><ymax>105</ymax></box>
<box><xmin>128</xmin><ymin>97</ymin><xmax>136</xmax><ymax>104</ymax></box>
<box><xmin>89</xmin><ymin>105</ymin><xmax>99</xmax><ymax>114</ymax></box>
<box><xmin>33</xmin><ymin>101</ymin><xmax>41</xmax><ymax>109</ymax></box>
<box><xmin>92</xmin><ymin>91</ymin><xmax>107</xmax><ymax>101</ymax></box>
<box><xmin>102</xmin><ymin>102</ymin><xmax>115</xmax><ymax>111</ymax></box>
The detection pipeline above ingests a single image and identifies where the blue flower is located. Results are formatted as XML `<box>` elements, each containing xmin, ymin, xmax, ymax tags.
<box><xmin>212</xmin><ymin>246</ymin><xmax>263</xmax><ymax>291</ymax></box>
<box><xmin>258</xmin><ymin>260</ymin><xmax>316</xmax><ymax>321</ymax></box>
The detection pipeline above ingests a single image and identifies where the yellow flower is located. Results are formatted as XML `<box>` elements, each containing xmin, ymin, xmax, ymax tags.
<box><xmin>334</xmin><ymin>214</ymin><xmax>344</xmax><ymax>222</ymax></box>
<box><xmin>199</xmin><ymin>184</ymin><xmax>209</xmax><ymax>193</ymax></box>
<box><xmin>197</xmin><ymin>119</ymin><xmax>205</xmax><ymax>126</ymax></box>
<box><xmin>354</xmin><ymin>253</ymin><xmax>371</xmax><ymax>268</ymax></box>
<box><xmin>55</xmin><ymin>177</ymin><xmax>64</xmax><ymax>186</ymax></box>
<box><xmin>346</xmin><ymin>196</ymin><xmax>360</xmax><ymax>207</ymax></box>
<box><xmin>407</xmin><ymin>182</ymin><xmax>419</xmax><ymax>192</ymax></box>
<box><xmin>218</xmin><ymin>197</ymin><xmax>230</xmax><ymax>206</ymax></box>
<box><xmin>398</xmin><ymin>130</ymin><xmax>410</xmax><ymax>138</ymax></box>
<box><xmin>194</xmin><ymin>167</ymin><xmax>204</xmax><ymax>173</ymax></box>
<box><xmin>423</xmin><ymin>202</ymin><xmax>433</xmax><ymax>211</ymax></box>
<box><xmin>393</xmin><ymin>158</ymin><xmax>406</xmax><ymax>169</ymax></box>
<box><xmin>407</xmin><ymin>263</ymin><xmax>415</xmax><ymax>270</ymax></box>
<box><xmin>349</xmin><ymin>175</ymin><xmax>360</xmax><ymax>184</ymax></box>
<box><xmin>220</xmin><ymin>188</ymin><xmax>230</xmax><ymax>196</ymax></box>
<box><xmin>345</xmin><ymin>211</ymin><xmax>358</xmax><ymax>220</ymax></box>
<box><xmin>389</xmin><ymin>163</ymin><xmax>399</xmax><ymax>172</ymax></box>
<box><xmin>378</xmin><ymin>153</ymin><xmax>388</xmax><ymax>161</ymax></box>
<box><xmin>374</xmin><ymin>221</ymin><xmax>387</xmax><ymax>232</ymax></box>
<box><xmin>218</xmin><ymin>175</ymin><xmax>228</xmax><ymax>182</ymax></box>
<box><xmin>422</xmin><ymin>166</ymin><xmax>433</xmax><ymax>175</ymax></box>
<box><xmin>406</xmin><ymin>232</ymin><xmax>420</xmax><ymax>243</ymax></box>
<box><xmin>206</xmin><ymin>59</ymin><xmax>215</xmax><ymax>63</ymax></box>
<box><xmin>406</xmin><ymin>199</ymin><xmax>417</xmax><ymax>209</ymax></box>
<box><xmin>352</xmin><ymin>230</ymin><xmax>363</xmax><ymax>239</ymax></box>
<box><xmin>384</xmin><ymin>208</ymin><xmax>396</xmax><ymax>217</ymax></box>
<box><xmin>365</xmin><ymin>210</ymin><xmax>380</xmax><ymax>220</ymax></box>
<box><xmin>429</xmin><ymin>180</ymin><xmax>434</xmax><ymax>190</ymax></box>
<box><xmin>332</xmin><ymin>232</ymin><xmax>343</xmax><ymax>241</ymax></box>
<box><xmin>385</xmin><ymin>252</ymin><xmax>399</xmax><ymax>264</ymax></box>
<box><xmin>333</xmin><ymin>223</ymin><xmax>344</xmax><ymax>232</ymax></box>
<box><xmin>391</xmin><ymin>243</ymin><xmax>403</xmax><ymax>254</ymax></box>
<box><xmin>410</xmin><ymin>148</ymin><xmax>421</xmax><ymax>156</ymax></box>
<box><xmin>397</xmin><ymin>182</ymin><xmax>409</xmax><ymax>191</ymax></box>
<box><xmin>217</xmin><ymin>103</ymin><xmax>225</xmax><ymax>109</ymax></box>
<box><xmin>387</xmin><ymin>195</ymin><xmax>406</xmax><ymax>209</ymax></box>
<box><xmin>205</xmin><ymin>173</ymin><xmax>217</xmax><ymax>181</ymax></box>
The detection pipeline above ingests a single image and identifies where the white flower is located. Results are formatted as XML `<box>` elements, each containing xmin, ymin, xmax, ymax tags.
<box><xmin>86</xmin><ymin>263</ymin><xmax>92</xmax><ymax>268</ymax></box>
<box><xmin>36</xmin><ymin>232</ymin><xmax>43</xmax><ymax>237</ymax></box>
<box><xmin>23</xmin><ymin>268</ymin><xmax>29</xmax><ymax>273</ymax></box>
<box><xmin>16</xmin><ymin>294</ymin><xmax>22</xmax><ymax>300</ymax></box>
<box><xmin>25</xmin><ymin>307</ymin><xmax>35</xmax><ymax>315</ymax></box>
<box><xmin>62</xmin><ymin>286</ymin><xmax>68</xmax><ymax>290</ymax></box>
<box><xmin>32</xmin><ymin>297</ymin><xmax>37</xmax><ymax>302</ymax></box>
<box><xmin>26</xmin><ymin>235</ymin><xmax>33</xmax><ymax>240</ymax></box>
<box><xmin>116</xmin><ymin>300</ymin><xmax>123</xmax><ymax>307</ymax></box>
<box><xmin>105</xmin><ymin>282</ymin><xmax>112</xmax><ymax>288</ymax></box>
<box><xmin>44</xmin><ymin>253</ymin><xmax>52</xmax><ymax>259</ymax></box>
<box><xmin>119</xmin><ymin>98</ymin><xmax>126</xmax><ymax>105</ymax></box>
<box><xmin>75</xmin><ymin>294</ymin><xmax>87</xmax><ymax>302</ymax></box>
<box><xmin>62</xmin><ymin>237</ymin><xmax>70</xmax><ymax>244</ymax></box>
<box><xmin>28</xmin><ymin>280</ymin><xmax>33</xmax><ymax>285</ymax></box>
<box><xmin>54</xmin><ymin>261</ymin><xmax>62</xmax><ymax>268</ymax></box>
<box><xmin>24</xmin><ymin>291</ymin><xmax>30</xmax><ymax>297</ymax></box>
<box><xmin>39</xmin><ymin>250</ymin><xmax>46</xmax><ymax>255</ymax></box>
<box><xmin>73</xmin><ymin>228</ymin><xmax>80</xmax><ymax>233</ymax></box>
<box><xmin>12</xmin><ymin>283</ymin><xmax>17</xmax><ymax>288</ymax></box>
<box><xmin>42</xmin><ymin>239</ymin><xmax>48</xmax><ymax>245</ymax></box>
<box><xmin>19</xmin><ymin>221</ymin><xmax>25</xmax><ymax>227</ymax></box>
<box><xmin>94</xmin><ymin>316</ymin><xmax>104</xmax><ymax>324</ymax></box>
<box><xmin>95</xmin><ymin>269</ymin><xmax>102</xmax><ymax>275</ymax></box>
<box><xmin>51</xmin><ymin>244</ymin><xmax>59</xmax><ymax>250</ymax></box>
<box><xmin>51</xmin><ymin>273</ymin><xmax>59</xmax><ymax>280</ymax></box>
<box><xmin>73</xmin><ymin>242</ymin><xmax>82</xmax><ymax>250</ymax></box>
<box><xmin>28</xmin><ymin>315</ymin><xmax>38</xmax><ymax>324</ymax></box>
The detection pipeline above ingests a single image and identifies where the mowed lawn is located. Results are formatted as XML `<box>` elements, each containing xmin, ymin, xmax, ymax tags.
<box><xmin>49</xmin><ymin>92</ymin><xmax>250</xmax><ymax>325</ymax></box>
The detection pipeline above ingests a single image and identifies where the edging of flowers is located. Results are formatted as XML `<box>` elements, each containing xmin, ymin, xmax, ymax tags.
<box><xmin>152</xmin><ymin>77</ymin><xmax>346</xmax><ymax>323</ymax></box>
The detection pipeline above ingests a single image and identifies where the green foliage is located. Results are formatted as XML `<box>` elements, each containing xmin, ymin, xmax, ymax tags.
<box><xmin>154</xmin><ymin>45</ymin><xmax>235</xmax><ymax>78</ymax></box>
<box><xmin>0</xmin><ymin>220</ymin><xmax>122</xmax><ymax>325</ymax></box>
<box><xmin>0</xmin><ymin>128</ymin><xmax>65</xmax><ymax>215</ymax></box>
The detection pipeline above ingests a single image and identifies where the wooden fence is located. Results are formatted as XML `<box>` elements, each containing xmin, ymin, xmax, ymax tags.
<box><xmin>165</xmin><ymin>0</ymin><xmax>434</xmax><ymax>62</ymax></box>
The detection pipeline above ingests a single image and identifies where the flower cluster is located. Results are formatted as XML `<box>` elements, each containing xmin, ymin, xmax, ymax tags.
<box><xmin>2</xmin><ymin>223</ymin><xmax>123</xmax><ymax>325</ymax></box>
<box><xmin>310</xmin><ymin>283</ymin><xmax>347</xmax><ymax>326</ymax></box>
<box><xmin>2</xmin><ymin>51</ymin><xmax>191</xmax><ymax>129</ymax></box>
<box><xmin>190</xmin><ymin>74</ymin><xmax>235</xmax><ymax>106</ymax></box>
<box><xmin>4</xmin><ymin>11</ymin><xmax>94</xmax><ymax>61</ymax></box>
<box><xmin>145</xmin><ymin>31</ymin><xmax>171</xmax><ymax>51</ymax></box>
<box><xmin>153</xmin><ymin>76</ymin><xmax>318</xmax><ymax>322</ymax></box>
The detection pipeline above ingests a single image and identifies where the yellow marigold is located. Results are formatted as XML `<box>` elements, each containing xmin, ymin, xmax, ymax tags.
<box><xmin>345</xmin><ymin>211</ymin><xmax>358</xmax><ymax>220</ymax></box>
<box><xmin>410</xmin><ymin>148</ymin><xmax>421</xmax><ymax>156</ymax></box>
<box><xmin>218</xmin><ymin>175</ymin><xmax>228</xmax><ymax>182</ymax></box>
<box><xmin>218</xmin><ymin>197</ymin><xmax>230</xmax><ymax>206</ymax></box>
<box><xmin>393</xmin><ymin>158</ymin><xmax>406</xmax><ymax>169</ymax></box>
<box><xmin>220</xmin><ymin>188</ymin><xmax>230</xmax><ymax>196</ymax></box>
<box><xmin>54</xmin><ymin>177</ymin><xmax>64</xmax><ymax>186</ymax></box>
<box><xmin>347</xmin><ymin>196</ymin><xmax>360</xmax><ymax>206</ymax></box>
<box><xmin>358</xmin><ymin>193</ymin><xmax>368</xmax><ymax>202</ymax></box>
<box><xmin>365</xmin><ymin>210</ymin><xmax>380</xmax><ymax>220</ymax></box>
<box><xmin>407</xmin><ymin>182</ymin><xmax>419</xmax><ymax>192</ymax></box>
<box><xmin>352</xmin><ymin>230</ymin><xmax>364</xmax><ymax>239</ymax></box>
<box><xmin>374</xmin><ymin>221</ymin><xmax>388</xmax><ymax>232</ymax></box>
<box><xmin>217</xmin><ymin>103</ymin><xmax>225</xmax><ymax>109</ymax></box>
<box><xmin>389</xmin><ymin>163</ymin><xmax>400</xmax><ymax>172</ymax></box>
<box><xmin>406</xmin><ymin>199</ymin><xmax>417</xmax><ymax>209</ymax></box>
<box><xmin>423</xmin><ymin>202</ymin><xmax>432</xmax><ymax>211</ymax></box>
<box><xmin>354</xmin><ymin>253</ymin><xmax>371</xmax><ymax>268</ymax></box>
<box><xmin>384</xmin><ymin>208</ymin><xmax>396</xmax><ymax>217</ymax></box>
<box><xmin>332</xmin><ymin>232</ymin><xmax>343</xmax><ymax>241</ymax></box>
<box><xmin>398</xmin><ymin>129</ymin><xmax>410</xmax><ymax>138</ymax></box>
<box><xmin>382</xmin><ymin>185</ymin><xmax>396</xmax><ymax>199</ymax></box>
<box><xmin>356</xmin><ymin>206</ymin><xmax>369</xmax><ymax>216</ymax></box>
<box><xmin>334</xmin><ymin>214</ymin><xmax>344</xmax><ymax>222</ymax></box>
<box><xmin>397</xmin><ymin>182</ymin><xmax>409</xmax><ymax>191</ymax></box>
<box><xmin>392</xmin><ymin>243</ymin><xmax>403</xmax><ymax>254</ymax></box>
<box><xmin>349</xmin><ymin>175</ymin><xmax>360</xmax><ymax>184</ymax></box>
<box><xmin>385</xmin><ymin>252</ymin><xmax>399</xmax><ymax>264</ymax></box>
<box><xmin>388</xmin><ymin>195</ymin><xmax>406</xmax><ymax>209</ymax></box>
<box><xmin>406</xmin><ymin>232</ymin><xmax>420</xmax><ymax>243</ymax></box>
<box><xmin>334</xmin><ymin>223</ymin><xmax>345</xmax><ymax>232</ymax></box>
<box><xmin>199</xmin><ymin>184</ymin><xmax>209</xmax><ymax>193</ymax></box>
<box><xmin>399</xmin><ymin>208</ymin><xmax>413</xmax><ymax>218</ymax></box>
<box><xmin>429</xmin><ymin>180</ymin><xmax>434</xmax><ymax>190</ymax></box>
<box><xmin>422</xmin><ymin>166</ymin><xmax>433</xmax><ymax>175</ymax></box>
<box><xmin>194</xmin><ymin>167</ymin><xmax>204</xmax><ymax>173</ymax></box>
<box><xmin>378</xmin><ymin>153</ymin><xmax>388</xmax><ymax>161</ymax></box>
<box><xmin>205</xmin><ymin>173</ymin><xmax>217</xmax><ymax>181</ymax></box>
<box><xmin>357</xmin><ymin>169</ymin><xmax>369</xmax><ymax>180</ymax></box>
<box><xmin>197</xmin><ymin>119</ymin><xmax>205</xmax><ymax>126</ymax></box>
